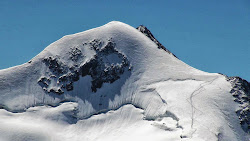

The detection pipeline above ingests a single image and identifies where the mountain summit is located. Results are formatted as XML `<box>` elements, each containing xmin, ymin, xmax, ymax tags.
<box><xmin>0</xmin><ymin>21</ymin><xmax>249</xmax><ymax>141</ymax></box>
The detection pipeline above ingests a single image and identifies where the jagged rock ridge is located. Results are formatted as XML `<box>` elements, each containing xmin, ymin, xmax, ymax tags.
<box><xmin>137</xmin><ymin>25</ymin><xmax>177</xmax><ymax>58</ymax></box>
<box><xmin>227</xmin><ymin>76</ymin><xmax>250</xmax><ymax>133</ymax></box>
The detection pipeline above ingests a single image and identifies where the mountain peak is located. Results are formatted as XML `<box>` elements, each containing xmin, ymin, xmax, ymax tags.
<box><xmin>106</xmin><ymin>21</ymin><xmax>125</xmax><ymax>25</ymax></box>
<box><xmin>0</xmin><ymin>22</ymin><xmax>248</xmax><ymax>141</ymax></box>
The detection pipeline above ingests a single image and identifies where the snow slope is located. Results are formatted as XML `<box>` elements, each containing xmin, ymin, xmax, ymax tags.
<box><xmin>0</xmin><ymin>21</ymin><xmax>248</xmax><ymax>141</ymax></box>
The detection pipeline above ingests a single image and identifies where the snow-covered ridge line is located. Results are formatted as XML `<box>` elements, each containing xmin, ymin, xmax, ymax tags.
<box><xmin>137</xmin><ymin>25</ymin><xmax>177</xmax><ymax>58</ymax></box>
<box><xmin>138</xmin><ymin>23</ymin><xmax>250</xmax><ymax>134</ymax></box>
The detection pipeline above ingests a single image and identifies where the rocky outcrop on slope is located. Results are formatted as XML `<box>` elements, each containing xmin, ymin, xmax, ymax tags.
<box><xmin>80</xmin><ymin>40</ymin><xmax>130</xmax><ymax>92</ymax></box>
<box><xmin>227</xmin><ymin>76</ymin><xmax>250</xmax><ymax>133</ymax></box>
<box><xmin>136</xmin><ymin>25</ymin><xmax>177</xmax><ymax>58</ymax></box>
<box><xmin>38</xmin><ymin>39</ymin><xmax>131</xmax><ymax>94</ymax></box>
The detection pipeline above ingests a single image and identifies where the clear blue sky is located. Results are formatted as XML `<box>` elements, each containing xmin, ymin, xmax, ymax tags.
<box><xmin>0</xmin><ymin>0</ymin><xmax>249</xmax><ymax>81</ymax></box>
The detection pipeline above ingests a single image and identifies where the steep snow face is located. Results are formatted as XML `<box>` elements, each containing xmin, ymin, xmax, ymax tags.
<box><xmin>0</xmin><ymin>21</ymin><xmax>248</xmax><ymax>141</ymax></box>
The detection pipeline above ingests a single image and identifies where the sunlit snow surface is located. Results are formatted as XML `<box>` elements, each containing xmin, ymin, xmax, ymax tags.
<box><xmin>0</xmin><ymin>21</ymin><xmax>248</xmax><ymax>141</ymax></box>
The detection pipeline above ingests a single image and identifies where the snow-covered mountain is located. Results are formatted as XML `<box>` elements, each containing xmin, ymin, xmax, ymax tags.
<box><xmin>0</xmin><ymin>21</ymin><xmax>249</xmax><ymax>141</ymax></box>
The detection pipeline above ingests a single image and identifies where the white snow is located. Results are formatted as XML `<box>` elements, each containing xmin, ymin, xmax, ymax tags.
<box><xmin>0</xmin><ymin>21</ymin><xmax>248</xmax><ymax>141</ymax></box>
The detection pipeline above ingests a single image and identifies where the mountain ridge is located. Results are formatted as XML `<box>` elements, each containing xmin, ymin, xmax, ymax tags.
<box><xmin>0</xmin><ymin>21</ymin><xmax>248</xmax><ymax>141</ymax></box>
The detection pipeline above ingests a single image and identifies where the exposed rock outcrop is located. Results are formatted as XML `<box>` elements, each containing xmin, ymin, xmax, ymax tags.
<box><xmin>38</xmin><ymin>39</ymin><xmax>131</xmax><ymax>94</ymax></box>
<box><xmin>137</xmin><ymin>25</ymin><xmax>177</xmax><ymax>58</ymax></box>
<box><xmin>227</xmin><ymin>76</ymin><xmax>250</xmax><ymax>133</ymax></box>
